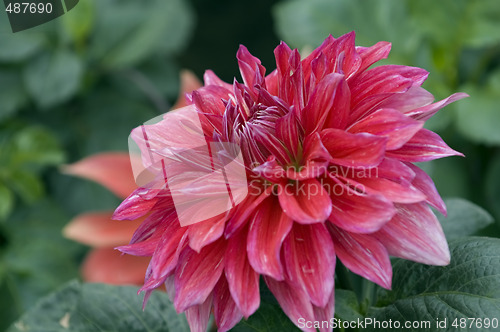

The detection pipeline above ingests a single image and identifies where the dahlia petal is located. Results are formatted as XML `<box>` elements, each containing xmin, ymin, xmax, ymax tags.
<box><xmin>328</xmin><ymin>225</ymin><xmax>392</xmax><ymax>289</ymax></box>
<box><xmin>286</xmin><ymin>133</ymin><xmax>330</xmax><ymax>180</ymax></box>
<box><xmin>375</xmin><ymin>157</ymin><xmax>416</xmax><ymax>183</ymax></box>
<box><xmin>283</xmin><ymin>223</ymin><xmax>335</xmax><ymax>307</ymax></box>
<box><xmin>320</xmin><ymin>129</ymin><xmax>387</xmax><ymax>167</ymax></box>
<box><xmin>313</xmin><ymin>289</ymin><xmax>335</xmax><ymax>332</ymax></box>
<box><xmin>203</xmin><ymin>69</ymin><xmax>233</xmax><ymax>91</ymax></box>
<box><xmin>252</xmin><ymin>156</ymin><xmax>287</xmax><ymax>183</ymax></box>
<box><xmin>247</xmin><ymin>198</ymin><xmax>292</xmax><ymax>280</ymax></box>
<box><xmin>327</xmin><ymin>174</ymin><xmax>395</xmax><ymax>233</ymax></box>
<box><xmin>63</xmin><ymin>212</ymin><xmax>141</xmax><ymax>247</ymax></box>
<box><xmin>349</xmin><ymin>108</ymin><xmax>424</xmax><ymax>150</ymax></box>
<box><xmin>213</xmin><ymin>277</ymin><xmax>244</xmax><ymax>332</ymax></box>
<box><xmin>237</xmin><ymin>44</ymin><xmax>266</xmax><ymax>94</ymax></box>
<box><xmin>302</xmin><ymin>73</ymin><xmax>346</xmax><ymax>134</ymax></box>
<box><xmin>406</xmin><ymin>163</ymin><xmax>446</xmax><ymax>215</ymax></box>
<box><xmin>374</xmin><ymin>202</ymin><xmax>450</xmax><ymax>265</ymax></box>
<box><xmin>265</xmin><ymin>69</ymin><xmax>279</xmax><ymax>96</ymax></box>
<box><xmin>174</xmin><ymin>239</ymin><xmax>226</xmax><ymax>312</ymax></box>
<box><xmin>224</xmin><ymin>185</ymin><xmax>273</xmax><ymax>238</ymax></box>
<box><xmin>62</xmin><ymin>152</ymin><xmax>136</xmax><ymax>199</ymax></box>
<box><xmin>387</xmin><ymin>128</ymin><xmax>463</xmax><ymax>162</ymax></box>
<box><xmin>350</xmin><ymin>65</ymin><xmax>429</xmax><ymax>107</ymax></box>
<box><xmin>225</xmin><ymin>229</ymin><xmax>260</xmax><ymax>318</ymax></box>
<box><xmin>113</xmin><ymin>188</ymin><xmax>160</xmax><ymax>220</ymax></box>
<box><xmin>356</xmin><ymin>41</ymin><xmax>392</xmax><ymax>74</ymax></box>
<box><xmin>276</xmin><ymin>109</ymin><xmax>301</xmax><ymax>158</ymax></box>
<box><xmin>191</xmin><ymin>86</ymin><xmax>230</xmax><ymax>116</ymax></box>
<box><xmin>188</xmin><ymin>213</ymin><xmax>226</xmax><ymax>252</ymax></box>
<box><xmin>378</xmin><ymin>86</ymin><xmax>434</xmax><ymax>113</ymax></box>
<box><xmin>185</xmin><ymin>293</ymin><xmax>213</xmax><ymax>332</ymax></box>
<box><xmin>278</xmin><ymin>178</ymin><xmax>332</xmax><ymax>224</ymax></box>
<box><xmin>353</xmin><ymin>177</ymin><xmax>426</xmax><ymax>204</ymax></box>
<box><xmin>405</xmin><ymin>92</ymin><xmax>469</xmax><ymax>121</ymax></box>
<box><xmin>265</xmin><ymin>277</ymin><xmax>316</xmax><ymax>332</ymax></box>
<box><xmin>81</xmin><ymin>248</ymin><xmax>149</xmax><ymax>285</ymax></box>
<box><xmin>249</xmin><ymin>122</ymin><xmax>290</xmax><ymax>165</ymax></box>
<box><xmin>149</xmin><ymin>223</ymin><xmax>188</xmax><ymax>280</ymax></box>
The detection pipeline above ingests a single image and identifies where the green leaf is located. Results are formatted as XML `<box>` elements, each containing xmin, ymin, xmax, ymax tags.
<box><xmin>0</xmin><ymin>32</ymin><xmax>45</xmax><ymax>62</ymax></box>
<box><xmin>437</xmin><ymin>198</ymin><xmax>494</xmax><ymax>241</ymax></box>
<box><xmin>0</xmin><ymin>182</ymin><xmax>14</xmax><ymax>220</ymax></box>
<box><xmin>2</xmin><ymin>170</ymin><xmax>44</xmax><ymax>203</ymax></box>
<box><xmin>8</xmin><ymin>281</ymin><xmax>189</xmax><ymax>332</ymax></box>
<box><xmin>273</xmin><ymin>0</ymin><xmax>418</xmax><ymax>63</ymax></box>
<box><xmin>11</xmin><ymin>126</ymin><xmax>65</xmax><ymax>167</ymax></box>
<box><xmin>368</xmin><ymin>237</ymin><xmax>500</xmax><ymax>331</ymax></box>
<box><xmin>485</xmin><ymin>152</ymin><xmax>500</xmax><ymax>226</ymax></box>
<box><xmin>23</xmin><ymin>49</ymin><xmax>83</xmax><ymax>108</ymax></box>
<box><xmin>233</xmin><ymin>282</ymin><xmax>299</xmax><ymax>331</ymax></box>
<box><xmin>334</xmin><ymin>289</ymin><xmax>363</xmax><ymax>322</ymax></box>
<box><xmin>90</xmin><ymin>0</ymin><xmax>194</xmax><ymax>69</ymax></box>
<box><xmin>0</xmin><ymin>69</ymin><xmax>28</xmax><ymax>121</ymax></box>
<box><xmin>455</xmin><ymin>70</ymin><xmax>500</xmax><ymax>145</ymax></box>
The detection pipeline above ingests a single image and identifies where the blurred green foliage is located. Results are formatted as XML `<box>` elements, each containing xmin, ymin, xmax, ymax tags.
<box><xmin>0</xmin><ymin>0</ymin><xmax>500</xmax><ymax>330</ymax></box>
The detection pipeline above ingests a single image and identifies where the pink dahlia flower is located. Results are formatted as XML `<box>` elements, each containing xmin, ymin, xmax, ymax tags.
<box><xmin>113</xmin><ymin>32</ymin><xmax>467</xmax><ymax>331</ymax></box>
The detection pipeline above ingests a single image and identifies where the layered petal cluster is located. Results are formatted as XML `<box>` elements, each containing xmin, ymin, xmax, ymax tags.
<box><xmin>62</xmin><ymin>71</ymin><xmax>202</xmax><ymax>285</ymax></box>
<box><xmin>114</xmin><ymin>32</ymin><xmax>467</xmax><ymax>331</ymax></box>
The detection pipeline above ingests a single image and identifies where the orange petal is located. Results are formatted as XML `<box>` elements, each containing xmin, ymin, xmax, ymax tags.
<box><xmin>63</xmin><ymin>211</ymin><xmax>143</xmax><ymax>247</ymax></box>
<box><xmin>172</xmin><ymin>70</ymin><xmax>203</xmax><ymax>109</ymax></box>
<box><xmin>61</xmin><ymin>152</ymin><xmax>137</xmax><ymax>198</ymax></box>
<box><xmin>81</xmin><ymin>248</ymin><xmax>150</xmax><ymax>285</ymax></box>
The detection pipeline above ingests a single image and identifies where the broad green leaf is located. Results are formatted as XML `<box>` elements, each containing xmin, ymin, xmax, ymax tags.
<box><xmin>0</xmin><ymin>69</ymin><xmax>28</xmax><ymax>121</ymax></box>
<box><xmin>61</xmin><ymin>0</ymin><xmax>95</xmax><ymax>46</ymax></box>
<box><xmin>368</xmin><ymin>237</ymin><xmax>500</xmax><ymax>331</ymax></box>
<box><xmin>0</xmin><ymin>182</ymin><xmax>13</xmax><ymax>220</ymax></box>
<box><xmin>335</xmin><ymin>289</ymin><xmax>363</xmax><ymax>322</ymax></box>
<box><xmin>8</xmin><ymin>281</ymin><xmax>189</xmax><ymax>332</ymax></box>
<box><xmin>455</xmin><ymin>70</ymin><xmax>500</xmax><ymax>145</ymax></box>
<box><xmin>11</xmin><ymin>126</ymin><xmax>65</xmax><ymax>167</ymax></box>
<box><xmin>485</xmin><ymin>152</ymin><xmax>500</xmax><ymax>226</ymax></box>
<box><xmin>233</xmin><ymin>282</ymin><xmax>299</xmax><ymax>331</ymax></box>
<box><xmin>437</xmin><ymin>198</ymin><xmax>494</xmax><ymax>241</ymax></box>
<box><xmin>3</xmin><ymin>200</ymin><xmax>82</xmax><ymax>309</ymax></box>
<box><xmin>90</xmin><ymin>0</ymin><xmax>193</xmax><ymax>69</ymax></box>
<box><xmin>273</xmin><ymin>0</ymin><xmax>418</xmax><ymax>63</ymax></box>
<box><xmin>2</xmin><ymin>170</ymin><xmax>43</xmax><ymax>204</ymax></box>
<box><xmin>0</xmin><ymin>32</ymin><xmax>45</xmax><ymax>62</ymax></box>
<box><xmin>23</xmin><ymin>49</ymin><xmax>83</xmax><ymax>108</ymax></box>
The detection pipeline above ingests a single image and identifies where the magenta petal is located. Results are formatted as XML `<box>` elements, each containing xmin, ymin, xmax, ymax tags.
<box><xmin>313</xmin><ymin>289</ymin><xmax>335</xmax><ymax>332</ymax></box>
<box><xmin>225</xmin><ymin>229</ymin><xmax>260</xmax><ymax>318</ymax></box>
<box><xmin>349</xmin><ymin>108</ymin><xmax>424</xmax><ymax>150</ymax></box>
<box><xmin>283</xmin><ymin>223</ymin><xmax>335</xmax><ymax>307</ymax></box>
<box><xmin>378</xmin><ymin>86</ymin><xmax>434</xmax><ymax>113</ymax></box>
<box><xmin>185</xmin><ymin>294</ymin><xmax>213</xmax><ymax>332</ymax></box>
<box><xmin>174</xmin><ymin>239</ymin><xmax>226</xmax><ymax>312</ymax></box>
<box><xmin>188</xmin><ymin>213</ymin><xmax>226</xmax><ymax>252</ymax></box>
<box><xmin>203</xmin><ymin>69</ymin><xmax>233</xmax><ymax>91</ymax></box>
<box><xmin>278</xmin><ymin>178</ymin><xmax>332</xmax><ymax>224</ymax></box>
<box><xmin>224</xmin><ymin>186</ymin><xmax>272</xmax><ymax>238</ymax></box>
<box><xmin>353</xmin><ymin>176</ymin><xmax>426</xmax><ymax>204</ymax></box>
<box><xmin>276</xmin><ymin>109</ymin><xmax>301</xmax><ymax>158</ymax></box>
<box><xmin>320</xmin><ymin>129</ymin><xmax>387</xmax><ymax>167</ymax></box>
<box><xmin>387</xmin><ymin>129</ymin><xmax>463</xmax><ymax>162</ymax></box>
<box><xmin>406</xmin><ymin>163</ymin><xmax>446</xmax><ymax>215</ymax></box>
<box><xmin>113</xmin><ymin>188</ymin><xmax>160</xmax><ymax>220</ymax></box>
<box><xmin>191</xmin><ymin>86</ymin><xmax>230</xmax><ymax>116</ymax></box>
<box><xmin>374</xmin><ymin>202</ymin><xmax>450</xmax><ymax>265</ymax></box>
<box><xmin>327</xmin><ymin>175</ymin><xmax>396</xmax><ymax>233</ymax></box>
<box><xmin>265</xmin><ymin>277</ymin><xmax>316</xmax><ymax>332</ymax></box>
<box><xmin>405</xmin><ymin>92</ymin><xmax>469</xmax><ymax>121</ymax></box>
<box><xmin>329</xmin><ymin>225</ymin><xmax>392</xmax><ymax>289</ymax></box>
<box><xmin>213</xmin><ymin>277</ymin><xmax>244</xmax><ymax>332</ymax></box>
<box><xmin>355</xmin><ymin>41</ymin><xmax>391</xmax><ymax>74</ymax></box>
<box><xmin>247</xmin><ymin>197</ymin><xmax>292</xmax><ymax>280</ymax></box>
<box><xmin>237</xmin><ymin>44</ymin><xmax>266</xmax><ymax>94</ymax></box>
<box><xmin>301</xmin><ymin>73</ymin><xmax>346</xmax><ymax>134</ymax></box>
<box><xmin>149</xmin><ymin>223</ymin><xmax>188</xmax><ymax>280</ymax></box>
